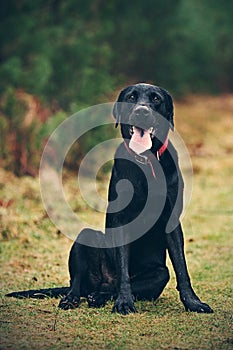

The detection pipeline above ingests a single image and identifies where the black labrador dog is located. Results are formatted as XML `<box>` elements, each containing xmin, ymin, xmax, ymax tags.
<box><xmin>7</xmin><ymin>83</ymin><xmax>213</xmax><ymax>315</ymax></box>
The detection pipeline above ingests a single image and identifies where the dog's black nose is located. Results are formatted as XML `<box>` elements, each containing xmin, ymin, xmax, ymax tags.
<box><xmin>134</xmin><ymin>105</ymin><xmax>150</xmax><ymax>116</ymax></box>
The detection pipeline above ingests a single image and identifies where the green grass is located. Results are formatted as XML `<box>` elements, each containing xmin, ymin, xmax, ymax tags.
<box><xmin>0</xmin><ymin>95</ymin><xmax>233</xmax><ymax>349</ymax></box>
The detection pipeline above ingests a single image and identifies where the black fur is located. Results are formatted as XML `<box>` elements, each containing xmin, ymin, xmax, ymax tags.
<box><xmin>6</xmin><ymin>83</ymin><xmax>213</xmax><ymax>315</ymax></box>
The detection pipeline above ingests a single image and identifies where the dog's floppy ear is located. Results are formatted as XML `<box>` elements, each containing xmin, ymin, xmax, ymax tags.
<box><xmin>113</xmin><ymin>101</ymin><xmax>121</xmax><ymax>128</ymax></box>
<box><xmin>113</xmin><ymin>87</ymin><xmax>130</xmax><ymax>128</ymax></box>
<box><xmin>161</xmin><ymin>88</ymin><xmax>174</xmax><ymax>131</ymax></box>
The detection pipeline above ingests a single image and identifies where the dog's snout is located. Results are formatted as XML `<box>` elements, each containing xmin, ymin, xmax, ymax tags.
<box><xmin>134</xmin><ymin>105</ymin><xmax>150</xmax><ymax>116</ymax></box>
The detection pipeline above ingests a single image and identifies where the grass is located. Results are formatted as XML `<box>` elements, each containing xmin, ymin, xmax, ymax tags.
<box><xmin>0</xmin><ymin>95</ymin><xmax>233</xmax><ymax>349</ymax></box>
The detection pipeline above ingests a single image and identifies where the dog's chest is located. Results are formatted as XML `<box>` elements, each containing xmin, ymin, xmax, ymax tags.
<box><xmin>129</xmin><ymin>229</ymin><xmax>167</xmax><ymax>272</ymax></box>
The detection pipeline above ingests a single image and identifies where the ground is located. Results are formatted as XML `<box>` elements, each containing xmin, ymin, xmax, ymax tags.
<box><xmin>0</xmin><ymin>95</ymin><xmax>233</xmax><ymax>349</ymax></box>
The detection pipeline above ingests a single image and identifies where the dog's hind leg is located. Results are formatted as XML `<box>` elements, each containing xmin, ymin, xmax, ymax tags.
<box><xmin>59</xmin><ymin>229</ymin><xmax>109</xmax><ymax>310</ymax></box>
<box><xmin>58</xmin><ymin>238</ymin><xmax>86</xmax><ymax>310</ymax></box>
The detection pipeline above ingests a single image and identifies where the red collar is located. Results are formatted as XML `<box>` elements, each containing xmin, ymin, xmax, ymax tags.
<box><xmin>123</xmin><ymin>137</ymin><xmax>168</xmax><ymax>179</ymax></box>
<box><xmin>157</xmin><ymin>137</ymin><xmax>168</xmax><ymax>159</ymax></box>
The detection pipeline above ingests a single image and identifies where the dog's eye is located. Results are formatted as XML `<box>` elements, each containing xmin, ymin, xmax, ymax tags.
<box><xmin>128</xmin><ymin>94</ymin><xmax>136</xmax><ymax>102</ymax></box>
<box><xmin>152</xmin><ymin>95</ymin><xmax>160</xmax><ymax>103</ymax></box>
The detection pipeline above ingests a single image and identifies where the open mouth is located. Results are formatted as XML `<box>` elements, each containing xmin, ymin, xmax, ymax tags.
<box><xmin>129</xmin><ymin>126</ymin><xmax>155</xmax><ymax>154</ymax></box>
<box><xmin>130</xmin><ymin>126</ymin><xmax>155</xmax><ymax>138</ymax></box>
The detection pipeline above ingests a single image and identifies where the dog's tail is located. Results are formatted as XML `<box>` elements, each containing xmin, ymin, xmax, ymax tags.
<box><xmin>6</xmin><ymin>287</ymin><xmax>70</xmax><ymax>299</ymax></box>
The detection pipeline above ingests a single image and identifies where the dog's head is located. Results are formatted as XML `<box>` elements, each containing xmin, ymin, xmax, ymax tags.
<box><xmin>113</xmin><ymin>83</ymin><xmax>174</xmax><ymax>153</ymax></box>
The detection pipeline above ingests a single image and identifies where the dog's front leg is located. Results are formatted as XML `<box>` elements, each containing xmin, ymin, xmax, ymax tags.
<box><xmin>167</xmin><ymin>224</ymin><xmax>213</xmax><ymax>313</ymax></box>
<box><xmin>112</xmin><ymin>244</ymin><xmax>136</xmax><ymax>315</ymax></box>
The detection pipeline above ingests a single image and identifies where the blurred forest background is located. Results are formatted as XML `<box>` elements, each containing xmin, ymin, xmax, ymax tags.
<box><xmin>0</xmin><ymin>0</ymin><xmax>232</xmax><ymax>176</ymax></box>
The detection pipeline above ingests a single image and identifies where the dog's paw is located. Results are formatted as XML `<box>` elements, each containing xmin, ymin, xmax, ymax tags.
<box><xmin>181</xmin><ymin>293</ymin><xmax>213</xmax><ymax>313</ymax></box>
<box><xmin>58</xmin><ymin>294</ymin><xmax>80</xmax><ymax>310</ymax></box>
<box><xmin>185</xmin><ymin>300</ymin><xmax>213</xmax><ymax>313</ymax></box>
<box><xmin>112</xmin><ymin>294</ymin><xmax>137</xmax><ymax>315</ymax></box>
<box><xmin>87</xmin><ymin>292</ymin><xmax>108</xmax><ymax>308</ymax></box>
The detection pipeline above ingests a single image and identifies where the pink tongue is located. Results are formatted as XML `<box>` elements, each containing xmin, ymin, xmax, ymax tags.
<box><xmin>129</xmin><ymin>127</ymin><xmax>152</xmax><ymax>154</ymax></box>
